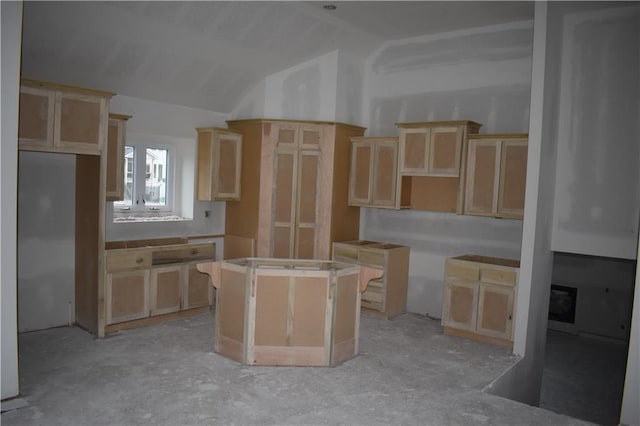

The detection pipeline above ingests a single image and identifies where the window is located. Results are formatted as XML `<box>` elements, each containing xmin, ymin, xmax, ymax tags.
<box><xmin>114</xmin><ymin>142</ymin><xmax>172</xmax><ymax>213</ymax></box>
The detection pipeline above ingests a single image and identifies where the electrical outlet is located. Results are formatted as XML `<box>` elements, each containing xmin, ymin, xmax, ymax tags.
<box><xmin>204</xmin><ymin>210</ymin><xmax>210</xmax><ymax>218</ymax></box>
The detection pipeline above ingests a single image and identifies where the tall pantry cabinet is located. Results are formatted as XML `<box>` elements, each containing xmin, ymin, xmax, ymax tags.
<box><xmin>226</xmin><ymin>119</ymin><xmax>366</xmax><ymax>260</ymax></box>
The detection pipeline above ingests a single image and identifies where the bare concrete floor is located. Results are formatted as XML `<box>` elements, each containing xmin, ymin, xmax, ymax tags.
<box><xmin>540</xmin><ymin>330</ymin><xmax>629</xmax><ymax>426</ymax></box>
<box><xmin>2</xmin><ymin>312</ymin><xmax>592</xmax><ymax>426</ymax></box>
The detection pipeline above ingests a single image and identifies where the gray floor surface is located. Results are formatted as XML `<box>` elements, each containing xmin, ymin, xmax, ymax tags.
<box><xmin>2</xmin><ymin>312</ymin><xmax>595</xmax><ymax>426</ymax></box>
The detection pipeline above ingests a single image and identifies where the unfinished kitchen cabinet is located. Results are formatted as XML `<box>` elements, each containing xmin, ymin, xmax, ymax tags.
<box><xmin>225</xmin><ymin>119</ymin><xmax>365</xmax><ymax>260</ymax></box>
<box><xmin>464</xmin><ymin>134</ymin><xmax>528</xmax><ymax>219</ymax></box>
<box><xmin>197</xmin><ymin>258</ymin><xmax>378</xmax><ymax>366</ymax></box>
<box><xmin>396</xmin><ymin>121</ymin><xmax>482</xmax><ymax>213</ymax></box>
<box><xmin>348</xmin><ymin>137</ymin><xmax>411</xmax><ymax>209</ymax></box>
<box><xmin>18</xmin><ymin>79</ymin><xmax>113</xmax><ymax>155</ymax></box>
<box><xmin>442</xmin><ymin>255</ymin><xmax>519</xmax><ymax>349</ymax></box>
<box><xmin>196</xmin><ymin>127</ymin><xmax>242</xmax><ymax>201</ymax></box>
<box><xmin>397</xmin><ymin>121</ymin><xmax>481</xmax><ymax>176</ymax></box>
<box><xmin>103</xmin><ymin>241</ymin><xmax>215</xmax><ymax>333</ymax></box>
<box><xmin>106</xmin><ymin>113</ymin><xmax>131</xmax><ymax>201</ymax></box>
<box><xmin>333</xmin><ymin>240</ymin><xmax>410</xmax><ymax>319</ymax></box>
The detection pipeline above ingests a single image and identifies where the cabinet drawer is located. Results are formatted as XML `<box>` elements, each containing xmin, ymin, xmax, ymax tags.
<box><xmin>481</xmin><ymin>266</ymin><xmax>517</xmax><ymax>285</ymax></box>
<box><xmin>445</xmin><ymin>259</ymin><xmax>479</xmax><ymax>281</ymax></box>
<box><xmin>333</xmin><ymin>244</ymin><xmax>359</xmax><ymax>263</ymax></box>
<box><xmin>152</xmin><ymin>243</ymin><xmax>215</xmax><ymax>265</ymax></box>
<box><xmin>358</xmin><ymin>249</ymin><xmax>385</xmax><ymax>268</ymax></box>
<box><xmin>106</xmin><ymin>249</ymin><xmax>151</xmax><ymax>272</ymax></box>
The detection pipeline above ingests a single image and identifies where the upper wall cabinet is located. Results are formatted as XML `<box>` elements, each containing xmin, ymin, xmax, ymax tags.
<box><xmin>464</xmin><ymin>134</ymin><xmax>528</xmax><ymax>219</ymax></box>
<box><xmin>196</xmin><ymin>127</ymin><xmax>243</xmax><ymax>201</ymax></box>
<box><xmin>18</xmin><ymin>79</ymin><xmax>114</xmax><ymax>155</ymax></box>
<box><xmin>348</xmin><ymin>137</ymin><xmax>410</xmax><ymax>209</ymax></box>
<box><xmin>397</xmin><ymin>121</ymin><xmax>482</xmax><ymax>177</ymax></box>
<box><xmin>106</xmin><ymin>113</ymin><xmax>131</xmax><ymax>202</ymax></box>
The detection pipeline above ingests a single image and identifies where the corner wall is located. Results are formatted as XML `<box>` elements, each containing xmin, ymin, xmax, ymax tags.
<box><xmin>1</xmin><ymin>0</ymin><xmax>23</xmax><ymax>400</ymax></box>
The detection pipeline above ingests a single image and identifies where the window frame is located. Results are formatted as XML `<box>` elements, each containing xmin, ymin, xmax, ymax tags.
<box><xmin>113</xmin><ymin>140</ymin><xmax>174</xmax><ymax>215</ymax></box>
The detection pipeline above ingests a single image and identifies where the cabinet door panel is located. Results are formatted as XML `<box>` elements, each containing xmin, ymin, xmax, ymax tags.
<box><xmin>57</xmin><ymin>93</ymin><xmax>104</xmax><ymax>151</ymax></box>
<box><xmin>272</xmin><ymin>150</ymin><xmax>296</xmax><ymax>258</ymax></box>
<box><xmin>429</xmin><ymin>127</ymin><xmax>462</xmax><ymax>176</ymax></box>
<box><xmin>296</xmin><ymin>151</ymin><xmax>320</xmax><ymax>258</ymax></box>
<box><xmin>107</xmin><ymin>270</ymin><xmax>149</xmax><ymax>324</ymax></box>
<box><xmin>106</xmin><ymin>118</ymin><xmax>125</xmax><ymax>201</ymax></box>
<box><xmin>477</xmin><ymin>283</ymin><xmax>514</xmax><ymax>340</ymax></box>
<box><xmin>465</xmin><ymin>140</ymin><xmax>500</xmax><ymax>216</ymax></box>
<box><xmin>498</xmin><ymin>140</ymin><xmax>527</xmax><ymax>218</ymax></box>
<box><xmin>401</xmin><ymin>129</ymin><xmax>429</xmax><ymax>173</ymax></box>
<box><xmin>372</xmin><ymin>142</ymin><xmax>398</xmax><ymax>207</ymax></box>
<box><xmin>275</xmin><ymin>123</ymin><xmax>298</xmax><ymax>147</ymax></box>
<box><xmin>349</xmin><ymin>142</ymin><xmax>373</xmax><ymax>205</ymax></box>
<box><xmin>300</xmin><ymin>125</ymin><xmax>322</xmax><ymax>149</ymax></box>
<box><xmin>150</xmin><ymin>266</ymin><xmax>182</xmax><ymax>315</ymax></box>
<box><xmin>215</xmin><ymin>133</ymin><xmax>242</xmax><ymax>198</ymax></box>
<box><xmin>18</xmin><ymin>86</ymin><xmax>54</xmax><ymax>147</ymax></box>
<box><xmin>443</xmin><ymin>279</ymin><xmax>478</xmax><ymax>331</ymax></box>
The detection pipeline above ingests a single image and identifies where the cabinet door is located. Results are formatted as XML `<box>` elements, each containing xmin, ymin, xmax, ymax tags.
<box><xmin>56</xmin><ymin>91</ymin><xmax>106</xmax><ymax>152</ymax></box>
<box><xmin>348</xmin><ymin>141</ymin><xmax>373</xmax><ymax>206</ymax></box>
<box><xmin>372</xmin><ymin>141</ymin><xmax>398</xmax><ymax>207</ymax></box>
<box><xmin>18</xmin><ymin>85</ymin><xmax>55</xmax><ymax>149</ymax></box>
<box><xmin>476</xmin><ymin>282</ymin><xmax>514</xmax><ymax>340</ymax></box>
<box><xmin>428</xmin><ymin>126</ymin><xmax>463</xmax><ymax>176</ymax></box>
<box><xmin>272</xmin><ymin>149</ymin><xmax>297</xmax><ymax>258</ymax></box>
<box><xmin>106</xmin><ymin>270</ymin><xmax>149</xmax><ymax>324</ymax></box>
<box><xmin>498</xmin><ymin>139</ymin><xmax>527</xmax><ymax>218</ymax></box>
<box><xmin>295</xmin><ymin>150</ymin><xmax>320</xmax><ymax>259</ymax></box>
<box><xmin>150</xmin><ymin>266</ymin><xmax>182</xmax><ymax>316</ymax></box>
<box><xmin>213</xmin><ymin>131</ymin><xmax>242</xmax><ymax>200</ymax></box>
<box><xmin>464</xmin><ymin>139</ymin><xmax>500</xmax><ymax>216</ymax></box>
<box><xmin>399</xmin><ymin>128</ymin><xmax>429</xmax><ymax>174</ymax></box>
<box><xmin>106</xmin><ymin>117</ymin><xmax>126</xmax><ymax>201</ymax></box>
<box><xmin>184</xmin><ymin>263</ymin><xmax>213</xmax><ymax>309</ymax></box>
<box><xmin>442</xmin><ymin>279</ymin><xmax>478</xmax><ymax>332</ymax></box>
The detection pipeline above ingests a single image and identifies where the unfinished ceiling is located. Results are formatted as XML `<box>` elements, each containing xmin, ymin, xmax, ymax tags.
<box><xmin>20</xmin><ymin>1</ymin><xmax>534</xmax><ymax>113</ymax></box>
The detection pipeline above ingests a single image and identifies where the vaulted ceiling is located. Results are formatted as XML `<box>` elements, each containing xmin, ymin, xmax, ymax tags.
<box><xmin>20</xmin><ymin>1</ymin><xmax>534</xmax><ymax>113</ymax></box>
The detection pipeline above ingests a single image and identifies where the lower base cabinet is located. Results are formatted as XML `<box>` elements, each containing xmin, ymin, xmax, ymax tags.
<box><xmin>105</xmin><ymin>242</ymin><xmax>215</xmax><ymax>329</ymax></box>
<box><xmin>442</xmin><ymin>255</ymin><xmax>519</xmax><ymax>349</ymax></box>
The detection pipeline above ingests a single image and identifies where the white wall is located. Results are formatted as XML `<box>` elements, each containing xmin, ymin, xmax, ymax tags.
<box><xmin>551</xmin><ymin>3</ymin><xmax>640</xmax><ymax>260</ymax></box>
<box><xmin>363</xmin><ymin>20</ymin><xmax>533</xmax><ymax>135</ymax></box>
<box><xmin>106</xmin><ymin>95</ymin><xmax>228</xmax><ymax>244</ymax></box>
<box><xmin>1</xmin><ymin>0</ymin><xmax>22</xmax><ymax>401</ymax></box>
<box><xmin>18</xmin><ymin>152</ymin><xmax>76</xmax><ymax>332</ymax></box>
<box><xmin>486</xmin><ymin>1</ymin><xmax>557</xmax><ymax>404</ymax></box>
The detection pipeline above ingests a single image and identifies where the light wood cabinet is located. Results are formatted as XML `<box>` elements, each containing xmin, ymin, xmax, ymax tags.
<box><xmin>196</xmin><ymin>127</ymin><xmax>242</xmax><ymax>201</ymax></box>
<box><xmin>397</xmin><ymin>121</ymin><xmax>481</xmax><ymax>176</ymax></box>
<box><xmin>395</xmin><ymin>120</ymin><xmax>481</xmax><ymax>213</ymax></box>
<box><xmin>333</xmin><ymin>240</ymin><xmax>410</xmax><ymax>319</ymax></box>
<box><xmin>464</xmin><ymin>134</ymin><xmax>528</xmax><ymax>219</ymax></box>
<box><xmin>106</xmin><ymin>113</ymin><xmax>131</xmax><ymax>201</ymax></box>
<box><xmin>225</xmin><ymin>119</ymin><xmax>365</xmax><ymax>260</ymax></box>
<box><xmin>442</xmin><ymin>255</ymin><xmax>519</xmax><ymax>349</ymax></box>
<box><xmin>18</xmin><ymin>79</ymin><xmax>113</xmax><ymax>155</ymax></box>
<box><xmin>104</xmin><ymin>242</ymin><xmax>215</xmax><ymax>330</ymax></box>
<box><xmin>348</xmin><ymin>137</ymin><xmax>411</xmax><ymax>209</ymax></box>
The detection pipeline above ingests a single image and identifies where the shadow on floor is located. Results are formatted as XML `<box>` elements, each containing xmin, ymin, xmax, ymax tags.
<box><xmin>540</xmin><ymin>329</ymin><xmax>629</xmax><ymax>426</ymax></box>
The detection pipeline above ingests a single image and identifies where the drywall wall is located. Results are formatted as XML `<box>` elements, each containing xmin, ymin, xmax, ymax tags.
<box><xmin>1</xmin><ymin>0</ymin><xmax>22</xmax><ymax>400</ymax></box>
<box><xmin>551</xmin><ymin>3</ymin><xmax>640</xmax><ymax>260</ymax></box>
<box><xmin>106</xmin><ymin>95</ymin><xmax>228</xmax><ymax>245</ymax></box>
<box><xmin>363</xmin><ymin>20</ymin><xmax>533</xmax><ymax>135</ymax></box>
<box><xmin>621</xmin><ymin>237</ymin><xmax>640</xmax><ymax>425</ymax></box>
<box><xmin>231</xmin><ymin>49</ymin><xmax>366</xmax><ymax>125</ymax></box>
<box><xmin>358</xmin><ymin>20</ymin><xmax>533</xmax><ymax>317</ymax></box>
<box><xmin>360</xmin><ymin>209</ymin><xmax>522</xmax><ymax>317</ymax></box>
<box><xmin>487</xmin><ymin>1</ymin><xmax>557</xmax><ymax>404</ymax></box>
<box><xmin>17</xmin><ymin>152</ymin><xmax>76</xmax><ymax>332</ymax></box>
<box><xmin>550</xmin><ymin>252</ymin><xmax>635</xmax><ymax>340</ymax></box>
